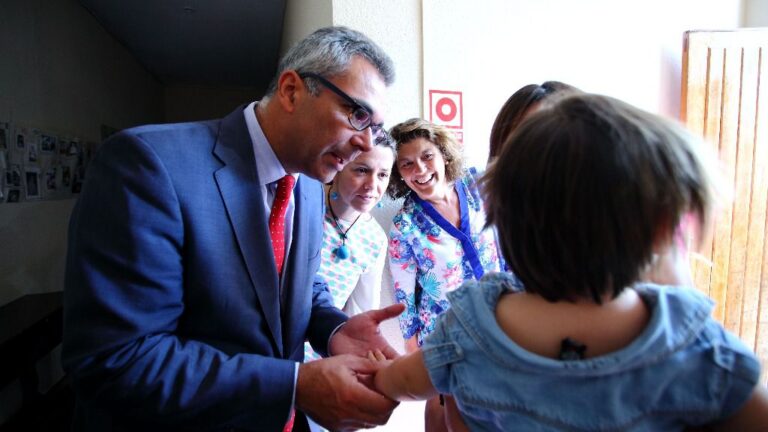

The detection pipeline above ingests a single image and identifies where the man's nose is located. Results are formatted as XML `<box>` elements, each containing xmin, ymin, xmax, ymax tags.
<box><xmin>352</xmin><ymin>128</ymin><xmax>374</xmax><ymax>153</ymax></box>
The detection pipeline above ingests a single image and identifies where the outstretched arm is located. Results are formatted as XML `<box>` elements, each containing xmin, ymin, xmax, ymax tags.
<box><xmin>372</xmin><ymin>349</ymin><xmax>437</xmax><ymax>401</ymax></box>
<box><xmin>296</xmin><ymin>354</ymin><xmax>398</xmax><ymax>430</ymax></box>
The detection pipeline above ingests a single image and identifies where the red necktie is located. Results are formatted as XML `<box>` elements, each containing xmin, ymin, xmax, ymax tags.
<box><xmin>283</xmin><ymin>411</ymin><xmax>295</xmax><ymax>432</ymax></box>
<box><xmin>269</xmin><ymin>175</ymin><xmax>295</xmax><ymax>276</ymax></box>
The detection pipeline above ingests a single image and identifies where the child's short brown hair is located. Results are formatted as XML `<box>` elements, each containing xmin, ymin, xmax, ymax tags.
<box><xmin>483</xmin><ymin>93</ymin><xmax>718</xmax><ymax>303</ymax></box>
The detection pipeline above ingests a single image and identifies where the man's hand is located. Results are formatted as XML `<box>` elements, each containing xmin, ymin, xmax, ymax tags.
<box><xmin>330</xmin><ymin>303</ymin><xmax>405</xmax><ymax>359</ymax></box>
<box><xmin>296</xmin><ymin>355</ymin><xmax>397</xmax><ymax>431</ymax></box>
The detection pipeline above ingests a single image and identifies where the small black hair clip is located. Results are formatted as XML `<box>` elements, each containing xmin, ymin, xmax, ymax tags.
<box><xmin>558</xmin><ymin>337</ymin><xmax>587</xmax><ymax>361</ymax></box>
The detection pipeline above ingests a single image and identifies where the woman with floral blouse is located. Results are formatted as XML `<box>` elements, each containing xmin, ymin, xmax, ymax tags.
<box><xmin>387</xmin><ymin>118</ymin><xmax>518</xmax><ymax>431</ymax></box>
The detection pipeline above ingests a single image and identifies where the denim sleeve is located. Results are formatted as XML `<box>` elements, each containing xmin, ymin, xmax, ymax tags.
<box><xmin>421</xmin><ymin>311</ymin><xmax>464</xmax><ymax>395</ymax></box>
<box><xmin>716</xmin><ymin>330</ymin><xmax>762</xmax><ymax>419</ymax></box>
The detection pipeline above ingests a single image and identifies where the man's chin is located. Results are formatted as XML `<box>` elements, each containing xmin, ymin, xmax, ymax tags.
<box><xmin>311</xmin><ymin>166</ymin><xmax>339</xmax><ymax>184</ymax></box>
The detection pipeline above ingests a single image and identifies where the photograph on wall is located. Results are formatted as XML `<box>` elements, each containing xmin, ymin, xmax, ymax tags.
<box><xmin>0</xmin><ymin>153</ymin><xmax>6</xmax><ymax>192</ymax></box>
<box><xmin>67</xmin><ymin>139</ymin><xmax>79</xmax><ymax>156</ymax></box>
<box><xmin>61</xmin><ymin>165</ymin><xmax>71</xmax><ymax>188</ymax></box>
<box><xmin>59</xmin><ymin>136</ymin><xmax>80</xmax><ymax>156</ymax></box>
<box><xmin>6</xmin><ymin>188</ymin><xmax>20</xmax><ymax>203</ymax></box>
<box><xmin>28</xmin><ymin>141</ymin><xmax>39</xmax><ymax>163</ymax></box>
<box><xmin>71</xmin><ymin>166</ymin><xmax>85</xmax><ymax>194</ymax></box>
<box><xmin>6</xmin><ymin>164</ymin><xmax>21</xmax><ymax>187</ymax></box>
<box><xmin>9</xmin><ymin>127</ymin><xmax>31</xmax><ymax>166</ymax></box>
<box><xmin>40</xmin><ymin>133</ymin><xmax>57</xmax><ymax>153</ymax></box>
<box><xmin>58</xmin><ymin>135</ymin><xmax>69</xmax><ymax>155</ymax></box>
<box><xmin>45</xmin><ymin>167</ymin><xmax>58</xmax><ymax>192</ymax></box>
<box><xmin>24</xmin><ymin>168</ymin><xmax>40</xmax><ymax>199</ymax></box>
<box><xmin>0</xmin><ymin>122</ymin><xmax>8</xmax><ymax>150</ymax></box>
<box><xmin>15</xmin><ymin>130</ymin><xmax>26</xmax><ymax>149</ymax></box>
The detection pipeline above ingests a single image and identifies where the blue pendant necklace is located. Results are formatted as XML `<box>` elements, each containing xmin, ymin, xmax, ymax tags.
<box><xmin>327</xmin><ymin>188</ymin><xmax>362</xmax><ymax>260</ymax></box>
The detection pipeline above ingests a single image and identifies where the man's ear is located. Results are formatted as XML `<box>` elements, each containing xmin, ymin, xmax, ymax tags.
<box><xmin>275</xmin><ymin>70</ymin><xmax>304</xmax><ymax>113</ymax></box>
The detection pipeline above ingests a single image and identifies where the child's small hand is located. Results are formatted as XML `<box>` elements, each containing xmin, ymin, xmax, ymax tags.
<box><xmin>367</xmin><ymin>349</ymin><xmax>389</xmax><ymax>362</ymax></box>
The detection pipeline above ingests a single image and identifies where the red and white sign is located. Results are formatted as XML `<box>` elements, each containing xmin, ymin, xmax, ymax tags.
<box><xmin>429</xmin><ymin>90</ymin><xmax>463</xmax><ymax>129</ymax></box>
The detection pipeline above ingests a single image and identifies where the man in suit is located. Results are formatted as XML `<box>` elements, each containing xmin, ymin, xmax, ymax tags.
<box><xmin>63</xmin><ymin>26</ymin><xmax>402</xmax><ymax>431</ymax></box>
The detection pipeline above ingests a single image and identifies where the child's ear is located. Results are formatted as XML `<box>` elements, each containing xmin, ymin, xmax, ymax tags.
<box><xmin>643</xmin><ymin>218</ymin><xmax>695</xmax><ymax>287</ymax></box>
<box><xmin>650</xmin><ymin>216</ymin><xmax>677</xmax><ymax>254</ymax></box>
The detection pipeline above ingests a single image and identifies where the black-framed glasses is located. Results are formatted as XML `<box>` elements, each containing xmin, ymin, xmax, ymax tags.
<box><xmin>299</xmin><ymin>72</ymin><xmax>386</xmax><ymax>138</ymax></box>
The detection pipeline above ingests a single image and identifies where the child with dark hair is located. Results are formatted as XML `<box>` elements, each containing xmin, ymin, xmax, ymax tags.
<box><xmin>371</xmin><ymin>93</ymin><xmax>767</xmax><ymax>431</ymax></box>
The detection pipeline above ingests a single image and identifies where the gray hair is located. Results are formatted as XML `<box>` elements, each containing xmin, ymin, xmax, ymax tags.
<box><xmin>265</xmin><ymin>26</ymin><xmax>395</xmax><ymax>96</ymax></box>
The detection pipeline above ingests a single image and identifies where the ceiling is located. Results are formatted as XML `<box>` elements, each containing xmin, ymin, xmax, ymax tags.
<box><xmin>79</xmin><ymin>0</ymin><xmax>286</xmax><ymax>88</ymax></box>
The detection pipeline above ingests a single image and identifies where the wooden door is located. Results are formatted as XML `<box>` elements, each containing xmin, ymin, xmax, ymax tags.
<box><xmin>681</xmin><ymin>29</ymin><xmax>768</xmax><ymax>383</ymax></box>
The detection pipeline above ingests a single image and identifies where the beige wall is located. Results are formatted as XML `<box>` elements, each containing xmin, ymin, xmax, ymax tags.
<box><xmin>281</xmin><ymin>0</ymin><xmax>423</xmax><ymax>124</ymax></box>
<box><xmin>329</xmin><ymin>0</ymin><xmax>424</xmax><ymax>353</ymax></box>
<box><xmin>281</xmin><ymin>0</ymin><xmax>334</xmax><ymax>55</ymax></box>
<box><xmin>332</xmin><ymin>0</ymin><xmax>424</xmax><ymax>123</ymax></box>
<box><xmin>0</xmin><ymin>0</ymin><xmax>163</xmax><ymax>307</ymax></box>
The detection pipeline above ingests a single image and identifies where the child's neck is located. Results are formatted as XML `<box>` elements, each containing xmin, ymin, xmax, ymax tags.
<box><xmin>496</xmin><ymin>289</ymin><xmax>650</xmax><ymax>360</ymax></box>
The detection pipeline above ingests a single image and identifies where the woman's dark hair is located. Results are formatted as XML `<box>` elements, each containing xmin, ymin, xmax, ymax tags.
<box><xmin>483</xmin><ymin>93</ymin><xmax>718</xmax><ymax>303</ymax></box>
<box><xmin>488</xmin><ymin>81</ymin><xmax>579</xmax><ymax>161</ymax></box>
<box><xmin>386</xmin><ymin>118</ymin><xmax>465</xmax><ymax>199</ymax></box>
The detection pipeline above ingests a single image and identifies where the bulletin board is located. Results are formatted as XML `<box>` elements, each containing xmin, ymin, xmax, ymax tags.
<box><xmin>0</xmin><ymin>122</ymin><xmax>97</xmax><ymax>203</ymax></box>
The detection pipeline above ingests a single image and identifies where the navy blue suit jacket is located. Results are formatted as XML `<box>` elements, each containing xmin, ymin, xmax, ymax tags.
<box><xmin>62</xmin><ymin>106</ymin><xmax>347</xmax><ymax>431</ymax></box>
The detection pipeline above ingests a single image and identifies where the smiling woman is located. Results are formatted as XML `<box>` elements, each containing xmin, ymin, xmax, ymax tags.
<box><xmin>385</xmin><ymin>118</ymin><xmax>519</xmax><ymax>430</ymax></box>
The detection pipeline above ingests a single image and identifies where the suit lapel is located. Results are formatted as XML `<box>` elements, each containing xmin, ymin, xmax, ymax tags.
<box><xmin>212</xmin><ymin>106</ymin><xmax>283</xmax><ymax>355</ymax></box>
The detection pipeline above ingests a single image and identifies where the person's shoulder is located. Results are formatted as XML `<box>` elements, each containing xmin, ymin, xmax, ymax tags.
<box><xmin>461</xmin><ymin>166</ymin><xmax>485</xmax><ymax>185</ymax></box>
<box><xmin>458</xmin><ymin>167</ymin><xmax>487</xmax><ymax>208</ymax></box>
<box><xmin>391</xmin><ymin>195</ymin><xmax>418</xmax><ymax>225</ymax></box>
<box><xmin>128</xmin><ymin>118</ymin><xmax>219</xmax><ymax>138</ymax></box>
<box><xmin>634</xmin><ymin>283</ymin><xmax>714</xmax><ymax>318</ymax></box>
<box><xmin>637</xmin><ymin>283</ymin><xmax>760</xmax><ymax>380</ymax></box>
<box><xmin>363</xmin><ymin>214</ymin><xmax>388</xmax><ymax>240</ymax></box>
<box><xmin>109</xmin><ymin>119</ymin><xmax>220</xmax><ymax>156</ymax></box>
<box><xmin>448</xmin><ymin>272</ymin><xmax>518</xmax><ymax>312</ymax></box>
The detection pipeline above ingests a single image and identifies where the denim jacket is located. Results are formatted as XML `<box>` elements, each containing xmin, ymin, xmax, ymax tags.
<box><xmin>422</xmin><ymin>273</ymin><xmax>761</xmax><ymax>431</ymax></box>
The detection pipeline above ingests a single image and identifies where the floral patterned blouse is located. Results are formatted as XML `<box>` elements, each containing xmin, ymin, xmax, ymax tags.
<box><xmin>388</xmin><ymin>168</ymin><xmax>518</xmax><ymax>346</ymax></box>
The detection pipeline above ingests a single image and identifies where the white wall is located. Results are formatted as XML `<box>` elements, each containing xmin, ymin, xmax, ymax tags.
<box><xmin>744</xmin><ymin>0</ymin><xmax>768</xmax><ymax>26</ymax></box>
<box><xmin>422</xmin><ymin>0</ymin><xmax>743</xmax><ymax>168</ymax></box>
<box><xmin>0</xmin><ymin>0</ymin><xmax>163</xmax><ymax>307</ymax></box>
